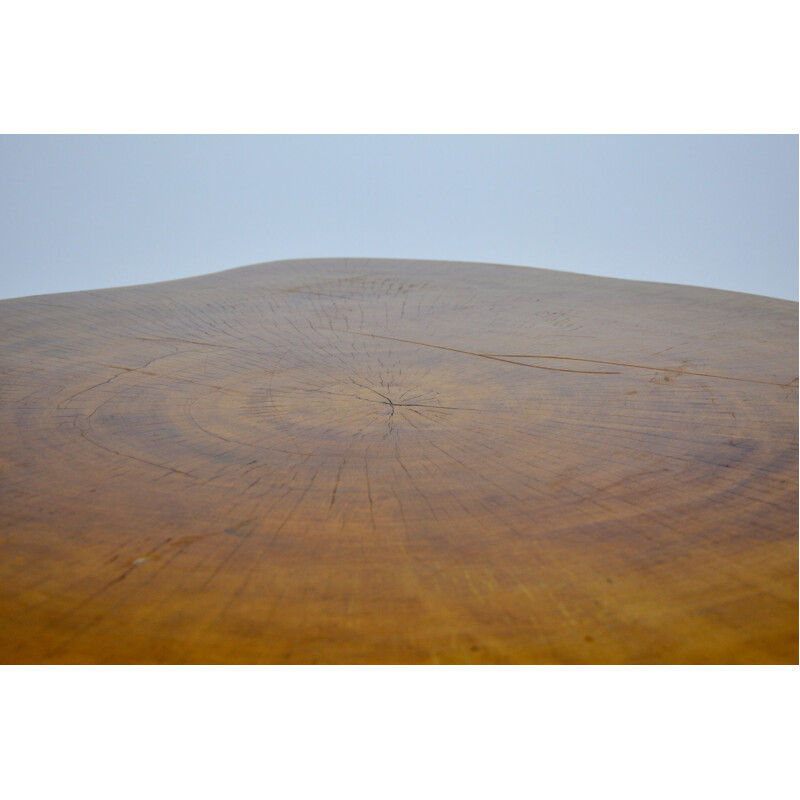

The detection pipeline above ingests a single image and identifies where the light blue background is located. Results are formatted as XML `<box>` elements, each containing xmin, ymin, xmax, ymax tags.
<box><xmin>0</xmin><ymin>135</ymin><xmax>796</xmax><ymax>301</ymax></box>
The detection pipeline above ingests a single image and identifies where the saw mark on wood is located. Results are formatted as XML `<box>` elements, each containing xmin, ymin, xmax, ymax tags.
<box><xmin>334</xmin><ymin>329</ymin><xmax>794</xmax><ymax>387</ymax></box>
<box><xmin>484</xmin><ymin>353</ymin><xmax>795</xmax><ymax>387</ymax></box>
<box><xmin>332</xmin><ymin>329</ymin><xmax>620</xmax><ymax>374</ymax></box>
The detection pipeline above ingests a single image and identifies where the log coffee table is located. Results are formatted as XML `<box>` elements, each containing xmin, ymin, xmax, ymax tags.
<box><xmin>1</xmin><ymin>258</ymin><xmax>796</xmax><ymax>663</ymax></box>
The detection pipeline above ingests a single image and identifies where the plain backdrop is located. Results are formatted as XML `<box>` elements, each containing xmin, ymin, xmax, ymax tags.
<box><xmin>0</xmin><ymin>134</ymin><xmax>797</xmax><ymax>301</ymax></box>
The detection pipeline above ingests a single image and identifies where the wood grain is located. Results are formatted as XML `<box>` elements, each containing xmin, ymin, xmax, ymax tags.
<box><xmin>0</xmin><ymin>258</ymin><xmax>796</xmax><ymax>663</ymax></box>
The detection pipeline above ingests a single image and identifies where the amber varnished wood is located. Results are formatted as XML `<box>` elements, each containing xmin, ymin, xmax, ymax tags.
<box><xmin>0</xmin><ymin>258</ymin><xmax>797</xmax><ymax>663</ymax></box>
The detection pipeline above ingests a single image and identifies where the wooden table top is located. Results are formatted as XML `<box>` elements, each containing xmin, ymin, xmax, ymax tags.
<box><xmin>0</xmin><ymin>258</ymin><xmax>796</xmax><ymax>663</ymax></box>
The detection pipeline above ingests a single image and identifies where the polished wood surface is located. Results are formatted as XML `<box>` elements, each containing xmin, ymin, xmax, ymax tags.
<box><xmin>0</xmin><ymin>258</ymin><xmax>796</xmax><ymax>663</ymax></box>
